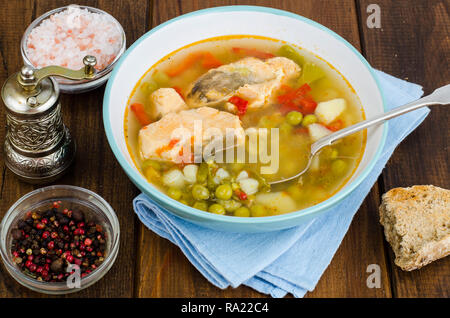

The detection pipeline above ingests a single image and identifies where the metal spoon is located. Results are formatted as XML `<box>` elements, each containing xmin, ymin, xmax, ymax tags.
<box><xmin>269</xmin><ymin>84</ymin><xmax>450</xmax><ymax>185</ymax></box>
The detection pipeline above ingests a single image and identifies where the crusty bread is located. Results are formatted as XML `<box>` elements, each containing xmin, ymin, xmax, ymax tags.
<box><xmin>379</xmin><ymin>185</ymin><xmax>450</xmax><ymax>271</ymax></box>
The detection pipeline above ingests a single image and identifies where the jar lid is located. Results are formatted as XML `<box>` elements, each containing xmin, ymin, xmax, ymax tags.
<box><xmin>1</xmin><ymin>67</ymin><xmax>59</xmax><ymax>118</ymax></box>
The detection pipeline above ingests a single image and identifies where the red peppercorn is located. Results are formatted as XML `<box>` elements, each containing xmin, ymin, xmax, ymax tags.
<box><xmin>73</xmin><ymin>228</ymin><xmax>81</xmax><ymax>236</ymax></box>
<box><xmin>36</xmin><ymin>266</ymin><xmax>43</xmax><ymax>274</ymax></box>
<box><xmin>84</xmin><ymin>238</ymin><xmax>92</xmax><ymax>246</ymax></box>
<box><xmin>81</xmin><ymin>273</ymin><xmax>87</xmax><ymax>278</ymax></box>
<box><xmin>63</xmin><ymin>208</ymin><xmax>69</xmax><ymax>215</ymax></box>
<box><xmin>77</xmin><ymin>222</ymin><xmax>85</xmax><ymax>228</ymax></box>
<box><xmin>57</xmin><ymin>274</ymin><xmax>64</xmax><ymax>280</ymax></box>
<box><xmin>42</xmin><ymin>231</ymin><xmax>50</xmax><ymax>239</ymax></box>
<box><xmin>69</xmin><ymin>220</ymin><xmax>75</xmax><ymax>226</ymax></box>
<box><xmin>36</xmin><ymin>223</ymin><xmax>45</xmax><ymax>230</ymax></box>
<box><xmin>63</xmin><ymin>225</ymin><xmax>69</xmax><ymax>232</ymax></box>
<box><xmin>42</xmin><ymin>270</ymin><xmax>48</xmax><ymax>277</ymax></box>
<box><xmin>44</xmin><ymin>264</ymin><xmax>50</xmax><ymax>271</ymax></box>
<box><xmin>86</xmin><ymin>247</ymin><xmax>93</xmax><ymax>252</ymax></box>
<box><xmin>27</xmin><ymin>255</ymin><xmax>34</xmax><ymax>261</ymax></box>
<box><xmin>79</xmin><ymin>243</ymin><xmax>85</xmax><ymax>251</ymax></box>
<box><xmin>25</xmin><ymin>260</ymin><xmax>32</xmax><ymax>268</ymax></box>
<box><xmin>47</xmin><ymin>241</ymin><xmax>55</xmax><ymax>250</ymax></box>
<box><xmin>13</xmin><ymin>251</ymin><xmax>19</xmax><ymax>257</ymax></box>
<box><xmin>41</xmin><ymin>218</ymin><xmax>48</xmax><ymax>224</ymax></box>
<box><xmin>91</xmin><ymin>264</ymin><xmax>97</xmax><ymax>269</ymax></box>
<box><xmin>29</xmin><ymin>264</ymin><xmax>37</xmax><ymax>272</ymax></box>
<box><xmin>51</xmin><ymin>232</ymin><xmax>58</xmax><ymax>239</ymax></box>
<box><xmin>74</xmin><ymin>258</ymin><xmax>82</xmax><ymax>266</ymax></box>
<box><xmin>66</xmin><ymin>255</ymin><xmax>74</xmax><ymax>263</ymax></box>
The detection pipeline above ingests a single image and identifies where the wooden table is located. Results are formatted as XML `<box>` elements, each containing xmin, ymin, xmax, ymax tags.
<box><xmin>0</xmin><ymin>0</ymin><xmax>448</xmax><ymax>298</ymax></box>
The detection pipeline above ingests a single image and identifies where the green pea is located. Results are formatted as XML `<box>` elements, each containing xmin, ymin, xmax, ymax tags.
<box><xmin>192</xmin><ymin>201</ymin><xmax>208</xmax><ymax>211</ymax></box>
<box><xmin>302</xmin><ymin>114</ymin><xmax>318</xmax><ymax>127</ymax></box>
<box><xmin>196</xmin><ymin>163</ymin><xmax>208</xmax><ymax>183</ymax></box>
<box><xmin>279</xmin><ymin>122</ymin><xmax>293</xmax><ymax>135</ymax></box>
<box><xmin>208</xmin><ymin>203</ymin><xmax>226</xmax><ymax>215</ymax></box>
<box><xmin>218</xmin><ymin>199</ymin><xmax>242</xmax><ymax>212</ymax></box>
<box><xmin>192</xmin><ymin>184</ymin><xmax>210</xmax><ymax>200</ymax></box>
<box><xmin>330</xmin><ymin>149</ymin><xmax>339</xmax><ymax>160</ymax></box>
<box><xmin>287</xmin><ymin>184</ymin><xmax>303</xmax><ymax>200</ymax></box>
<box><xmin>230</xmin><ymin>162</ymin><xmax>245</xmax><ymax>173</ymax></box>
<box><xmin>250</xmin><ymin>204</ymin><xmax>267</xmax><ymax>217</ymax></box>
<box><xmin>234</xmin><ymin>207</ymin><xmax>250</xmax><ymax>217</ymax></box>
<box><xmin>331</xmin><ymin>159</ymin><xmax>347</xmax><ymax>175</ymax></box>
<box><xmin>215</xmin><ymin>184</ymin><xmax>233</xmax><ymax>200</ymax></box>
<box><xmin>167</xmin><ymin>187</ymin><xmax>182</xmax><ymax>200</ymax></box>
<box><xmin>286</xmin><ymin>111</ymin><xmax>303</xmax><ymax>126</ymax></box>
<box><xmin>258</xmin><ymin>116</ymin><xmax>273</xmax><ymax>128</ymax></box>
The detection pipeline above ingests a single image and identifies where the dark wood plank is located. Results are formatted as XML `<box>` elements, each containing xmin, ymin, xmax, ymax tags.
<box><xmin>0</xmin><ymin>0</ymin><xmax>36</xmax><ymax>298</ymax></box>
<box><xmin>135</xmin><ymin>0</ymin><xmax>392</xmax><ymax>297</ymax></box>
<box><xmin>0</xmin><ymin>0</ymin><xmax>148</xmax><ymax>297</ymax></box>
<box><xmin>357</xmin><ymin>0</ymin><xmax>450</xmax><ymax>297</ymax></box>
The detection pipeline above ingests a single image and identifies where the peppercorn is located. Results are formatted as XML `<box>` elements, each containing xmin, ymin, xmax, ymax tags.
<box><xmin>72</xmin><ymin>210</ymin><xmax>84</xmax><ymax>222</ymax></box>
<box><xmin>10</xmin><ymin>201</ymin><xmax>107</xmax><ymax>283</ymax></box>
<box><xmin>11</xmin><ymin>229</ymin><xmax>23</xmax><ymax>240</ymax></box>
<box><xmin>50</xmin><ymin>258</ymin><xmax>63</xmax><ymax>272</ymax></box>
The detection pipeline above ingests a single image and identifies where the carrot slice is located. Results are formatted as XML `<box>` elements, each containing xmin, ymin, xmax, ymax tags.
<box><xmin>202</xmin><ymin>52</ymin><xmax>223</xmax><ymax>69</ymax></box>
<box><xmin>130</xmin><ymin>103</ymin><xmax>151</xmax><ymax>126</ymax></box>
<box><xmin>155</xmin><ymin>138</ymin><xmax>180</xmax><ymax>157</ymax></box>
<box><xmin>228</xmin><ymin>96</ymin><xmax>249</xmax><ymax>117</ymax></box>
<box><xmin>326</xmin><ymin>120</ymin><xmax>344</xmax><ymax>131</ymax></box>
<box><xmin>165</xmin><ymin>52</ymin><xmax>204</xmax><ymax>77</ymax></box>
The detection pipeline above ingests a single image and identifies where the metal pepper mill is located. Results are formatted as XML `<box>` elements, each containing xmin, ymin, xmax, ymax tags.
<box><xmin>1</xmin><ymin>56</ymin><xmax>97</xmax><ymax>184</ymax></box>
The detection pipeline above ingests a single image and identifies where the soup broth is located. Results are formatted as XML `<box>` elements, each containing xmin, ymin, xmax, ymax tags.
<box><xmin>125</xmin><ymin>35</ymin><xmax>366</xmax><ymax>217</ymax></box>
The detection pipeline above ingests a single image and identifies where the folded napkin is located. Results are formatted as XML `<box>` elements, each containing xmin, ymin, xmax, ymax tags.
<box><xmin>133</xmin><ymin>70</ymin><xmax>428</xmax><ymax>297</ymax></box>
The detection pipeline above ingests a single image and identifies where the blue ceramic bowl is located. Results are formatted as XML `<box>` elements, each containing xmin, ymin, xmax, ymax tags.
<box><xmin>103</xmin><ymin>6</ymin><xmax>387</xmax><ymax>232</ymax></box>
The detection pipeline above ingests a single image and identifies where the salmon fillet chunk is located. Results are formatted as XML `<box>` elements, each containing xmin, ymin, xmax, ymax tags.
<box><xmin>139</xmin><ymin>107</ymin><xmax>244</xmax><ymax>163</ymax></box>
<box><xmin>149</xmin><ymin>87</ymin><xmax>188</xmax><ymax>120</ymax></box>
<box><xmin>186</xmin><ymin>56</ymin><xmax>300</xmax><ymax>111</ymax></box>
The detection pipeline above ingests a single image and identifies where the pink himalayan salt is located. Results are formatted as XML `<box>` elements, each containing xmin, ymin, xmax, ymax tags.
<box><xmin>26</xmin><ymin>5</ymin><xmax>122</xmax><ymax>71</ymax></box>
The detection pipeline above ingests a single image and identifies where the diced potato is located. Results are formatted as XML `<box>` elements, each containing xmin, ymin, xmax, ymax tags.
<box><xmin>314</xmin><ymin>98</ymin><xmax>346</xmax><ymax>124</ymax></box>
<box><xmin>162</xmin><ymin>169</ymin><xmax>185</xmax><ymax>188</ymax></box>
<box><xmin>307</xmin><ymin>123</ymin><xmax>332</xmax><ymax>142</ymax></box>
<box><xmin>238</xmin><ymin>178</ymin><xmax>259</xmax><ymax>195</ymax></box>
<box><xmin>310</xmin><ymin>155</ymin><xmax>320</xmax><ymax>171</ymax></box>
<box><xmin>183</xmin><ymin>164</ymin><xmax>198</xmax><ymax>183</ymax></box>
<box><xmin>255</xmin><ymin>192</ymin><xmax>297</xmax><ymax>213</ymax></box>
<box><xmin>236</xmin><ymin>170</ymin><xmax>249</xmax><ymax>182</ymax></box>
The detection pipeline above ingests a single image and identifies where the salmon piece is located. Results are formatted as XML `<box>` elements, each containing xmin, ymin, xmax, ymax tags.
<box><xmin>149</xmin><ymin>88</ymin><xmax>188</xmax><ymax>120</ymax></box>
<box><xmin>186</xmin><ymin>56</ymin><xmax>300</xmax><ymax>112</ymax></box>
<box><xmin>139</xmin><ymin>107</ymin><xmax>244</xmax><ymax>163</ymax></box>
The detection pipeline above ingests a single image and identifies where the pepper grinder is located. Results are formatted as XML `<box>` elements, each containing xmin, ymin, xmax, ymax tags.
<box><xmin>1</xmin><ymin>56</ymin><xmax>97</xmax><ymax>184</ymax></box>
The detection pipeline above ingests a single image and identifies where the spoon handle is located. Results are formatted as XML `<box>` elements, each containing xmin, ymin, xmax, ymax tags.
<box><xmin>310</xmin><ymin>84</ymin><xmax>450</xmax><ymax>155</ymax></box>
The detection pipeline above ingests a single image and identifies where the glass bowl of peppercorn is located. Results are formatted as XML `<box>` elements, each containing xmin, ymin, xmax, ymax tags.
<box><xmin>0</xmin><ymin>185</ymin><xmax>120</xmax><ymax>294</ymax></box>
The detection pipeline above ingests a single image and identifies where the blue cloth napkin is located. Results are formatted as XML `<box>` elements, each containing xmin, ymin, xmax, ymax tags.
<box><xmin>133</xmin><ymin>70</ymin><xmax>428</xmax><ymax>297</ymax></box>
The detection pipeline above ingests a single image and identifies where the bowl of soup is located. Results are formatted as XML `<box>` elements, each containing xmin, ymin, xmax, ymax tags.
<box><xmin>103</xmin><ymin>6</ymin><xmax>387</xmax><ymax>232</ymax></box>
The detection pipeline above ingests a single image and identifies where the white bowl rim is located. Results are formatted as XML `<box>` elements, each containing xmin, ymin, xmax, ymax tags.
<box><xmin>103</xmin><ymin>5</ymin><xmax>388</xmax><ymax>226</ymax></box>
